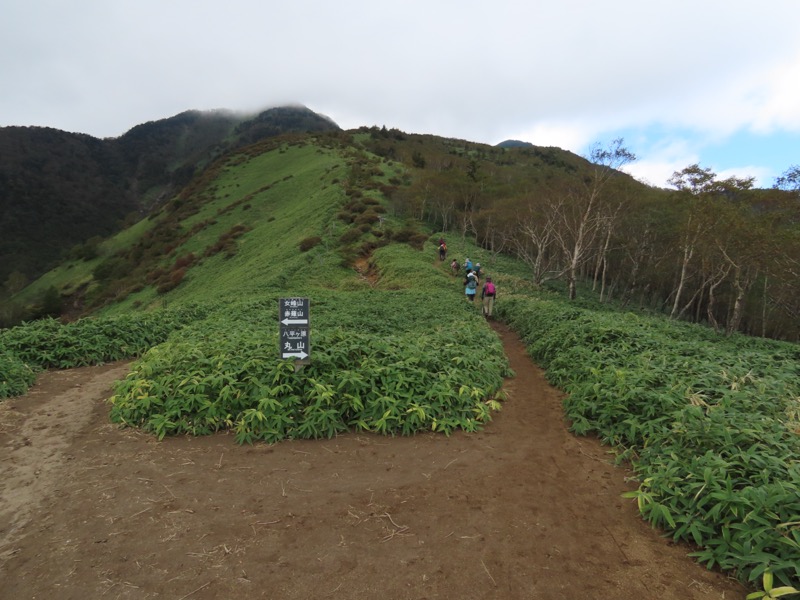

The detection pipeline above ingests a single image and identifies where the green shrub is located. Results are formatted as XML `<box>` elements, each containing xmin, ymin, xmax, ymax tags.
<box><xmin>0</xmin><ymin>353</ymin><xmax>38</xmax><ymax>397</ymax></box>
<box><xmin>107</xmin><ymin>292</ymin><xmax>510</xmax><ymax>443</ymax></box>
<box><xmin>299</xmin><ymin>236</ymin><xmax>323</xmax><ymax>252</ymax></box>
<box><xmin>339</xmin><ymin>228</ymin><xmax>363</xmax><ymax>244</ymax></box>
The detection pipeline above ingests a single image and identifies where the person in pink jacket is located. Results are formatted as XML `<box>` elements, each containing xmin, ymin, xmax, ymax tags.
<box><xmin>481</xmin><ymin>276</ymin><xmax>496</xmax><ymax>318</ymax></box>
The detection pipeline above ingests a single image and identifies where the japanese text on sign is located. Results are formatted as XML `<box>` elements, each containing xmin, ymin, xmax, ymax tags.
<box><xmin>279</xmin><ymin>298</ymin><xmax>310</xmax><ymax>363</ymax></box>
<box><xmin>279</xmin><ymin>297</ymin><xmax>309</xmax><ymax>325</ymax></box>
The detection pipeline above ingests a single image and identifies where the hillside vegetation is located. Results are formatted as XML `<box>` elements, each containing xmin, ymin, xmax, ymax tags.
<box><xmin>358</xmin><ymin>129</ymin><xmax>800</xmax><ymax>340</ymax></box>
<box><xmin>0</xmin><ymin>105</ymin><xmax>338</xmax><ymax>290</ymax></box>
<box><xmin>1</xmin><ymin>128</ymin><xmax>799</xmax><ymax>591</ymax></box>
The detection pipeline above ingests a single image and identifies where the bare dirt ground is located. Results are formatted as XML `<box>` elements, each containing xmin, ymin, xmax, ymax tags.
<box><xmin>0</xmin><ymin>322</ymin><xmax>747</xmax><ymax>599</ymax></box>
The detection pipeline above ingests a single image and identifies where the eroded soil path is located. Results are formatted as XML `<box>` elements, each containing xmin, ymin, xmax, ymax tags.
<box><xmin>0</xmin><ymin>324</ymin><xmax>746</xmax><ymax>599</ymax></box>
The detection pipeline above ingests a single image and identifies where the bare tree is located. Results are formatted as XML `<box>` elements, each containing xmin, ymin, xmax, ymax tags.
<box><xmin>665</xmin><ymin>165</ymin><xmax>754</xmax><ymax>320</ymax></box>
<box><xmin>591</xmin><ymin>195</ymin><xmax>628</xmax><ymax>302</ymax></box>
<box><xmin>559</xmin><ymin>139</ymin><xmax>636</xmax><ymax>300</ymax></box>
<box><xmin>511</xmin><ymin>197</ymin><xmax>565</xmax><ymax>286</ymax></box>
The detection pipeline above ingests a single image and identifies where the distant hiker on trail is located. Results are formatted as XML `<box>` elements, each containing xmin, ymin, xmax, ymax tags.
<box><xmin>474</xmin><ymin>262</ymin><xmax>482</xmax><ymax>277</ymax></box>
<box><xmin>450</xmin><ymin>258</ymin><xmax>459</xmax><ymax>275</ymax></box>
<box><xmin>438</xmin><ymin>241</ymin><xmax>447</xmax><ymax>261</ymax></box>
<box><xmin>464</xmin><ymin>257</ymin><xmax>473</xmax><ymax>272</ymax></box>
<box><xmin>464</xmin><ymin>269</ymin><xmax>478</xmax><ymax>302</ymax></box>
<box><xmin>481</xmin><ymin>276</ymin><xmax>496</xmax><ymax>318</ymax></box>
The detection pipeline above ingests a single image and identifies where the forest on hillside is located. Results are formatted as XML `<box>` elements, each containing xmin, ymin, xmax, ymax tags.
<box><xmin>359</xmin><ymin>127</ymin><xmax>800</xmax><ymax>341</ymax></box>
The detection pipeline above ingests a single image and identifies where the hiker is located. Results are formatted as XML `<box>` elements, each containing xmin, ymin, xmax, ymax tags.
<box><xmin>481</xmin><ymin>276</ymin><xmax>497</xmax><ymax>318</ymax></box>
<box><xmin>450</xmin><ymin>258</ymin><xmax>459</xmax><ymax>275</ymax></box>
<box><xmin>464</xmin><ymin>257</ymin><xmax>473</xmax><ymax>272</ymax></box>
<box><xmin>438</xmin><ymin>241</ymin><xmax>447</xmax><ymax>261</ymax></box>
<box><xmin>474</xmin><ymin>262</ymin><xmax>482</xmax><ymax>277</ymax></box>
<box><xmin>464</xmin><ymin>269</ymin><xmax>478</xmax><ymax>302</ymax></box>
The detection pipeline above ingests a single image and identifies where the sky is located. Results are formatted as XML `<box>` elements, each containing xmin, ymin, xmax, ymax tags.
<box><xmin>2</xmin><ymin>0</ymin><xmax>799</xmax><ymax>189</ymax></box>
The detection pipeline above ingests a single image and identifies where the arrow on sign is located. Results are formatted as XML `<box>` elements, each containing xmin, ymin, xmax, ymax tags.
<box><xmin>282</xmin><ymin>351</ymin><xmax>309</xmax><ymax>360</ymax></box>
<box><xmin>281</xmin><ymin>318</ymin><xmax>309</xmax><ymax>325</ymax></box>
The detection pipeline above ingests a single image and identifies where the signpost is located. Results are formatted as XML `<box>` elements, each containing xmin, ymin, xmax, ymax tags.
<box><xmin>279</xmin><ymin>297</ymin><xmax>310</xmax><ymax>366</ymax></box>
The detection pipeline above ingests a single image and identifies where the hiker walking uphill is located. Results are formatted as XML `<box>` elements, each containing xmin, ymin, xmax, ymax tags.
<box><xmin>464</xmin><ymin>269</ymin><xmax>478</xmax><ymax>302</ymax></box>
<box><xmin>450</xmin><ymin>258</ymin><xmax>459</xmax><ymax>276</ymax></box>
<box><xmin>481</xmin><ymin>276</ymin><xmax>497</xmax><ymax>318</ymax></box>
<box><xmin>438</xmin><ymin>241</ymin><xmax>447</xmax><ymax>261</ymax></box>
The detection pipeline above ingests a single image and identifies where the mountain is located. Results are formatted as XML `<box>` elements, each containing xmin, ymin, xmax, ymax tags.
<box><xmin>232</xmin><ymin>105</ymin><xmax>339</xmax><ymax>146</ymax></box>
<box><xmin>495</xmin><ymin>139</ymin><xmax>534</xmax><ymax>148</ymax></box>
<box><xmin>0</xmin><ymin>105</ymin><xmax>340</xmax><ymax>285</ymax></box>
<box><xmin>0</xmin><ymin>126</ymin><xmax>136</xmax><ymax>285</ymax></box>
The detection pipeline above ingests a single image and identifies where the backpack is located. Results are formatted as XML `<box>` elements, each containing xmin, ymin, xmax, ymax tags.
<box><xmin>467</xmin><ymin>278</ymin><xmax>477</xmax><ymax>290</ymax></box>
<box><xmin>485</xmin><ymin>282</ymin><xmax>495</xmax><ymax>295</ymax></box>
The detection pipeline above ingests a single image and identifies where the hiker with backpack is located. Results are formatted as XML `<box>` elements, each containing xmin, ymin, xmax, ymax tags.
<box><xmin>481</xmin><ymin>276</ymin><xmax>497</xmax><ymax>318</ymax></box>
<box><xmin>450</xmin><ymin>258</ymin><xmax>459</xmax><ymax>276</ymax></box>
<box><xmin>438</xmin><ymin>241</ymin><xmax>447</xmax><ymax>261</ymax></box>
<box><xmin>464</xmin><ymin>269</ymin><xmax>478</xmax><ymax>302</ymax></box>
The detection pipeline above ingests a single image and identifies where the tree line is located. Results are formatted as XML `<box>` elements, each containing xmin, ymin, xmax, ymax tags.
<box><xmin>389</xmin><ymin>136</ymin><xmax>800</xmax><ymax>341</ymax></box>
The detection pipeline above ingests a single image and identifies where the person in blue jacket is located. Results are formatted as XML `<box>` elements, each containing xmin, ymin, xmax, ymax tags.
<box><xmin>464</xmin><ymin>269</ymin><xmax>478</xmax><ymax>302</ymax></box>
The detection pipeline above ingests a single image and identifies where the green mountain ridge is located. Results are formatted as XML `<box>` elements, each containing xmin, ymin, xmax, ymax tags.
<box><xmin>495</xmin><ymin>139</ymin><xmax>534</xmax><ymax>148</ymax></box>
<box><xmin>0</xmin><ymin>105</ymin><xmax>340</xmax><ymax>285</ymax></box>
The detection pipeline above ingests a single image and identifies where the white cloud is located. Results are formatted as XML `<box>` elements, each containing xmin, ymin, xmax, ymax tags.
<box><xmin>507</xmin><ymin>121</ymin><xmax>594</xmax><ymax>153</ymax></box>
<box><xmin>2</xmin><ymin>0</ymin><xmax>800</xmax><ymax>182</ymax></box>
<box><xmin>661</xmin><ymin>50</ymin><xmax>800</xmax><ymax>140</ymax></box>
<box><xmin>619</xmin><ymin>137</ymin><xmax>695</xmax><ymax>187</ymax></box>
<box><xmin>715</xmin><ymin>165</ymin><xmax>770</xmax><ymax>186</ymax></box>
<box><xmin>747</xmin><ymin>51</ymin><xmax>800</xmax><ymax>133</ymax></box>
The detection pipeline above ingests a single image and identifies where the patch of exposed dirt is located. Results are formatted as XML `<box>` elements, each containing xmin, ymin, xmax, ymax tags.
<box><xmin>353</xmin><ymin>256</ymin><xmax>379</xmax><ymax>286</ymax></box>
<box><xmin>0</xmin><ymin>325</ymin><xmax>746</xmax><ymax>599</ymax></box>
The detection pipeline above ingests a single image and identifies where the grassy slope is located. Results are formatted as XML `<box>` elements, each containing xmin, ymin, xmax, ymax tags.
<box><xmin>12</xmin><ymin>217</ymin><xmax>158</xmax><ymax>306</ymax></box>
<box><xmin>104</xmin><ymin>143</ymin><xmax>354</xmax><ymax>312</ymax></box>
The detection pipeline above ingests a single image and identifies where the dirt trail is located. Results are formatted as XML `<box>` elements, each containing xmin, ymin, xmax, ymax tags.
<box><xmin>0</xmin><ymin>324</ymin><xmax>746</xmax><ymax>599</ymax></box>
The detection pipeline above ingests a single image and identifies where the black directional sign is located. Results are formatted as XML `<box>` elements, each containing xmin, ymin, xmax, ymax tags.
<box><xmin>279</xmin><ymin>298</ymin><xmax>310</xmax><ymax>363</ymax></box>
